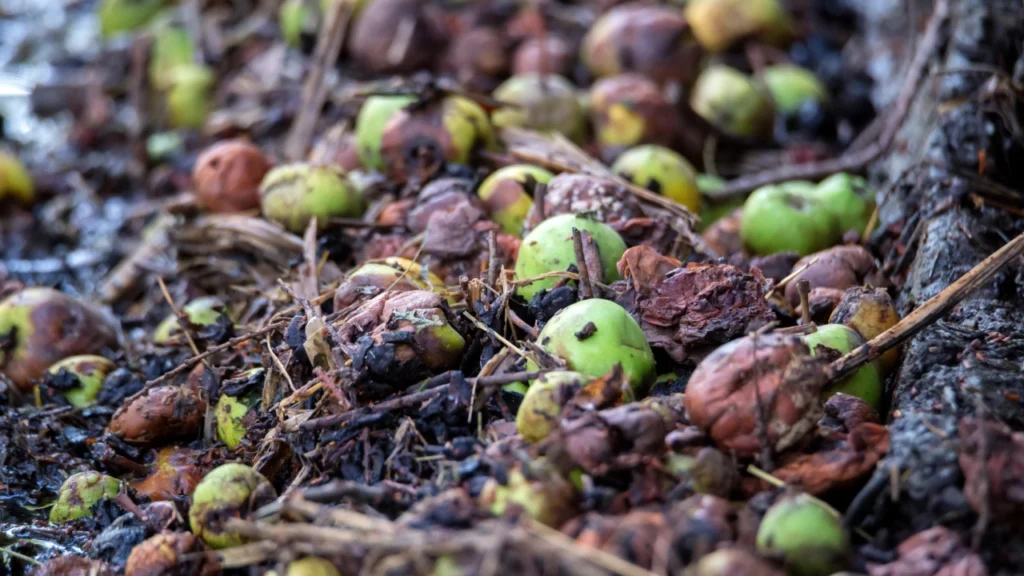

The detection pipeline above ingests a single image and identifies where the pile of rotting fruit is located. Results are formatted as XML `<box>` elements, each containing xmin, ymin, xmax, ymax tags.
<box><xmin>3</xmin><ymin>0</ymin><xmax>1024</xmax><ymax>574</ymax></box>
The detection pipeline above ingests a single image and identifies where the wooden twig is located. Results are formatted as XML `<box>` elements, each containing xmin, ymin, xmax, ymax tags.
<box><xmin>827</xmin><ymin>231</ymin><xmax>1024</xmax><ymax>383</ymax></box>
<box><xmin>283</xmin><ymin>1</ymin><xmax>353</xmax><ymax>160</ymax></box>
<box><xmin>796</xmin><ymin>279</ymin><xmax>813</xmax><ymax>328</ymax></box>
<box><xmin>708</xmin><ymin>0</ymin><xmax>950</xmax><ymax>200</ymax></box>
<box><xmin>572</xmin><ymin>228</ymin><xmax>593</xmax><ymax>299</ymax></box>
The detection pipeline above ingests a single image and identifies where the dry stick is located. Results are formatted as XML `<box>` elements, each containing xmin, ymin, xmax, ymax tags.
<box><xmin>299</xmin><ymin>371</ymin><xmax>546</xmax><ymax>431</ymax></box>
<box><xmin>826</xmin><ymin>231</ymin><xmax>1024</xmax><ymax>383</ymax></box>
<box><xmin>571</xmin><ymin>228</ymin><xmax>593</xmax><ymax>299</ymax></box>
<box><xmin>283</xmin><ymin>1</ymin><xmax>352</xmax><ymax>160</ymax></box>
<box><xmin>796</xmin><ymin>279</ymin><xmax>814</xmax><ymax>328</ymax></box>
<box><xmin>486</xmin><ymin>230</ymin><xmax>499</xmax><ymax>292</ymax></box>
<box><xmin>708</xmin><ymin>0</ymin><xmax>950</xmax><ymax>200</ymax></box>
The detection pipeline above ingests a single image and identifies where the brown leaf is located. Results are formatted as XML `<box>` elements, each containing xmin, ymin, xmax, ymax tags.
<box><xmin>616</xmin><ymin>245</ymin><xmax>681</xmax><ymax>291</ymax></box>
<box><xmin>636</xmin><ymin>262</ymin><xmax>775</xmax><ymax>361</ymax></box>
<box><xmin>768</xmin><ymin>422</ymin><xmax>889</xmax><ymax>495</ymax></box>
<box><xmin>868</xmin><ymin>527</ymin><xmax>987</xmax><ymax>576</ymax></box>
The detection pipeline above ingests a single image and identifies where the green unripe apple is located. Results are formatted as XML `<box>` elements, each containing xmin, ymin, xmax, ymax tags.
<box><xmin>478</xmin><ymin>460</ymin><xmax>577</xmax><ymax>527</ymax></box>
<box><xmin>528</xmin><ymin>299</ymin><xmax>655</xmax><ymax>394</ymax></box>
<box><xmin>0</xmin><ymin>151</ymin><xmax>35</xmax><ymax>207</ymax></box>
<box><xmin>189</xmin><ymin>463</ymin><xmax>276</xmax><ymax>549</ymax></box>
<box><xmin>215</xmin><ymin>368</ymin><xmax>265</xmax><ymax>449</ymax></box>
<box><xmin>477</xmin><ymin>165</ymin><xmax>553</xmax><ymax>236</ymax></box>
<box><xmin>165</xmin><ymin>64</ymin><xmax>215</xmax><ymax>130</ymax></box>
<box><xmin>740</xmin><ymin>181</ymin><xmax>838</xmax><ymax>256</ymax></box>
<box><xmin>516</xmin><ymin>371</ymin><xmax>590</xmax><ymax>443</ymax></box>
<box><xmin>760</xmin><ymin>64</ymin><xmax>829</xmax><ymax>115</ymax></box>
<box><xmin>756</xmin><ymin>493</ymin><xmax>849</xmax><ymax>576</ymax></box>
<box><xmin>611</xmin><ymin>145</ymin><xmax>700</xmax><ymax>212</ymax></box>
<box><xmin>803</xmin><ymin>324</ymin><xmax>883</xmax><ymax>410</ymax></box>
<box><xmin>286</xmin><ymin>557</ymin><xmax>341</xmax><ymax>576</ymax></box>
<box><xmin>279</xmin><ymin>0</ymin><xmax>310</xmax><ymax>47</ymax></box>
<box><xmin>154</xmin><ymin>296</ymin><xmax>227</xmax><ymax>344</ymax></box>
<box><xmin>50</xmin><ymin>471</ymin><xmax>122</xmax><ymax>524</ymax></box>
<box><xmin>98</xmin><ymin>0</ymin><xmax>166</xmax><ymax>38</ymax></box>
<box><xmin>515</xmin><ymin>214</ymin><xmax>627</xmax><ymax>300</ymax></box>
<box><xmin>149</xmin><ymin>27</ymin><xmax>196</xmax><ymax>90</ymax></box>
<box><xmin>46</xmin><ymin>355</ymin><xmax>117</xmax><ymax>408</ymax></box>
<box><xmin>355</xmin><ymin>96</ymin><xmax>416</xmax><ymax>171</ymax></box>
<box><xmin>690</xmin><ymin>65</ymin><xmax>775</xmax><ymax>139</ymax></box>
<box><xmin>492</xmin><ymin>74</ymin><xmax>587</xmax><ymax>143</ymax></box>
<box><xmin>260</xmin><ymin>164</ymin><xmax>365</xmax><ymax>233</ymax></box>
<box><xmin>813</xmin><ymin>173</ymin><xmax>875</xmax><ymax>236</ymax></box>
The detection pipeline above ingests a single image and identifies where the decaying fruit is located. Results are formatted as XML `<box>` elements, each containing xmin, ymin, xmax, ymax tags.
<box><xmin>760</xmin><ymin>64</ymin><xmax>829</xmax><ymax>116</ymax></box>
<box><xmin>513</xmin><ymin>36</ymin><xmax>573</xmax><ymax>77</ymax></box>
<box><xmin>581</xmin><ymin>3</ymin><xmax>700</xmax><ymax>87</ymax></box>
<box><xmin>259</xmin><ymin>164</ymin><xmax>365</xmax><ymax>233</ymax></box>
<box><xmin>477</xmin><ymin>164</ymin><xmax>553</xmax><ymax>236</ymax></box>
<box><xmin>98</xmin><ymin>0</ymin><xmax>166</xmax><ymax>38</ymax></box>
<box><xmin>286</xmin><ymin>557</ymin><xmax>341</xmax><ymax>576</ymax></box>
<box><xmin>528</xmin><ymin>298</ymin><xmax>655</xmax><ymax>394</ymax></box>
<box><xmin>164</xmin><ymin>63</ymin><xmax>215</xmax><ymax>130</ymax></box>
<box><xmin>49</xmin><ymin>471</ymin><xmax>122</xmax><ymax>524</ymax></box>
<box><xmin>0</xmin><ymin>151</ymin><xmax>35</xmax><ymax>207</ymax></box>
<box><xmin>755</xmin><ymin>493</ymin><xmax>849</xmax><ymax>576</ymax></box>
<box><xmin>611</xmin><ymin>145</ymin><xmax>700</xmax><ymax>212</ymax></box>
<box><xmin>589</xmin><ymin>74</ymin><xmax>680</xmax><ymax>159</ymax></box>
<box><xmin>355</xmin><ymin>95</ymin><xmax>417</xmax><ymax>171</ymax></box>
<box><xmin>153</xmin><ymin>296</ymin><xmax>228</xmax><ymax>344</ymax></box>
<box><xmin>478</xmin><ymin>459</ymin><xmax>578</xmax><ymax>527</ymax></box>
<box><xmin>690</xmin><ymin>65</ymin><xmax>775</xmax><ymax>139</ymax></box>
<box><xmin>124</xmin><ymin>532</ymin><xmax>205</xmax><ymax>576</ymax></box>
<box><xmin>740</xmin><ymin>181</ymin><xmax>836</xmax><ymax>256</ymax></box>
<box><xmin>529</xmin><ymin>174</ymin><xmax>645</xmax><ymax>227</ymax></box>
<box><xmin>514</xmin><ymin>213</ymin><xmax>627</xmax><ymax>300</ymax></box>
<box><xmin>444</xmin><ymin>27</ymin><xmax>509</xmax><ymax>92</ymax></box>
<box><xmin>516</xmin><ymin>371</ymin><xmax>590</xmax><ymax>443</ymax></box>
<box><xmin>215</xmin><ymin>368</ymin><xmax>265</xmax><ymax>449</ymax></box>
<box><xmin>130</xmin><ymin>446</ymin><xmax>204</xmax><ymax>501</ymax></box>
<box><xmin>377</xmin><ymin>96</ymin><xmax>496</xmax><ymax>183</ymax></box>
<box><xmin>45</xmin><ymin>355</ymin><xmax>117</xmax><ymax>408</ymax></box>
<box><xmin>334</xmin><ymin>257</ymin><xmax>447</xmax><ymax>310</ymax></box>
<box><xmin>189</xmin><ymin>463</ymin><xmax>276</xmax><ymax>549</ymax></box>
<box><xmin>492</xmin><ymin>74</ymin><xmax>586</xmax><ymax>143</ymax></box>
<box><xmin>0</xmin><ymin>287</ymin><xmax>118</xmax><ymax>392</ymax></box>
<box><xmin>109</xmin><ymin>385</ymin><xmax>207</xmax><ymax>445</ymax></box>
<box><xmin>684</xmin><ymin>0</ymin><xmax>792</xmax><ymax>52</ymax></box>
<box><xmin>684</xmin><ymin>333</ymin><xmax>827</xmax><ymax>458</ymax></box>
<box><xmin>804</xmin><ymin>324</ymin><xmax>883</xmax><ymax>410</ymax></box>
<box><xmin>813</xmin><ymin>173</ymin><xmax>875</xmax><ymax>236</ymax></box>
<box><xmin>193</xmin><ymin>140</ymin><xmax>274</xmax><ymax>213</ymax></box>
<box><xmin>829</xmin><ymin>287</ymin><xmax>900</xmax><ymax>373</ymax></box>
<box><xmin>348</xmin><ymin>0</ymin><xmax>446</xmax><ymax>74</ymax></box>
<box><xmin>783</xmin><ymin>245</ymin><xmax>881</xmax><ymax>311</ymax></box>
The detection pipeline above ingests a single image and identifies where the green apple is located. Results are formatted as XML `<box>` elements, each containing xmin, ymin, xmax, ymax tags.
<box><xmin>354</xmin><ymin>95</ymin><xmax>416</xmax><ymax>171</ymax></box>
<box><xmin>154</xmin><ymin>296</ymin><xmax>226</xmax><ymax>344</ymax></box>
<box><xmin>98</xmin><ymin>0</ymin><xmax>166</xmax><ymax>38</ymax></box>
<box><xmin>685</xmin><ymin>0</ymin><xmax>792</xmax><ymax>52</ymax></box>
<box><xmin>514</xmin><ymin>214</ymin><xmax>627</xmax><ymax>300</ymax></box>
<box><xmin>0</xmin><ymin>151</ymin><xmax>35</xmax><ymax>207</ymax></box>
<box><xmin>165</xmin><ymin>64</ymin><xmax>215</xmax><ymax>130</ymax></box>
<box><xmin>46</xmin><ymin>355</ymin><xmax>117</xmax><ymax>408</ymax></box>
<box><xmin>756</xmin><ymin>493</ymin><xmax>848</xmax><ymax>576</ymax></box>
<box><xmin>813</xmin><ymin>173</ymin><xmax>875</xmax><ymax>236</ymax></box>
<box><xmin>492</xmin><ymin>75</ymin><xmax>586</xmax><ymax>143</ymax></box>
<box><xmin>803</xmin><ymin>324</ymin><xmax>883</xmax><ymax>410</ymax></box>
<box><xmin>690</xmin><ymin>65</ymin><xmax>775</xmax><ymax>138</ymax></box>
<box><xmin>50</xmin><ymin>471</ymin><xmax>122</xmax><ymax>523</ymax></box>
<box><xmin>477</xmin><ymin>165</ymin><xmax>553</xmax><ymax>236</ymax></box>
<box><xmin>760</xmin><ymin>64</ymin><xmax>828</xmax><ymax>115</ymax></box>
<box><xmin>527</xmin><ymin>299</ymin><xmax>655</xmax><ymax>394</ymax></box>
<box><xmin>611</xmin><ymin>145</ymin><xmax>700</xmax><ymax>212</ymax></box>
<box><xmin>516</xmin><ymin>371</ymin><xmax>590</xmax><ymax>443</ymax></box>
<box><xmin>149</xmin><ymin>27</ymin><xmax>196</xmax><ymax>90</ymax></box>
<box><xmin>189</xmin><ymin>463</ymin><xmax>276</xmax><ymax>549</ymax></box>
<box><xmin>740</xmin><ymin>181</ymin><xmax>838</xmax><ymax>256</ymax></box>
<box><xmin>215</xmin><ymin>368</ymin><xmax>265</xmax><ymax>449</ymax></box>
<box><xmin>259</xmin><ymin>164</ymin><xmax>365</xmax><ymax>233</ymax></box>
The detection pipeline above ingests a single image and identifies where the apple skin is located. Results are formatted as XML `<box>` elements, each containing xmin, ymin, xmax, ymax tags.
<box><xmin>814</xmin><ymin>173</ymin><xmax>875</xmax><ymax>236</ymax></box>
<box><xmin>477</xmin><ymin>165</ymin><xmax>553</xmax><ymax>236</ymax></box>
<box><xmin>760</xmin><ymin>64</ymin><xmax>829</xmax><ymax>115</ymax></box>
<box><xmin>514</xmin><ymin>214</ymin><xmax>627</xmax><ymax>301</ymax></box>
<box><xmin>527</xmin><ymin>299</ymin><xmax>655</xmax><ymax>395</ymax></box>
<box><xmin>611</xmin><ymin>145</ymin><xmax>701</xmax><ymax>212</ymax></box>
<box><xmin>516</xmin><ymin>371</ymin><xmax>590</xmax><ymax>443</ymax></box>
<box><xmin>756</xmin><ymin>493</ymin><xmax>848</xmax><ymax>576</ymax></box>
<box><xmin>804</xmin><ymin>324</ymin><xmax>883</xmax><ymax>410</ymax></box>
<box><xmin>739</xmin><ymin>181</ymin><xmax>838</xmax><ymax>256</ymax></box>
<box><xmin>685</xmin><ymin>0</ymin><xmax>792</xmax><ymax>53</ymax></box>
<box><xmin>690</xmin><ymin>65</ymin><xmax>775</xmax><ymax>138</ymax></box>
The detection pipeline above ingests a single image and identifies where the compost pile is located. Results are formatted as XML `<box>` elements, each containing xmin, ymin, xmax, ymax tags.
<box><xmin>3</xmin><ymin>0</ymin><xmax>1024</xmax><ymax>574</ymax></box>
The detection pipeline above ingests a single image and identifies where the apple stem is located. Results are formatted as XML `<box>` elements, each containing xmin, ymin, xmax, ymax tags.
<box><xmin>572</xmin><ymin>228</ymin><xmax>594</xmax><ymax>300</ymax></box>
<box><xmin>797</xmin><ymin>279</ymin><xmax>815</xmax><ymax>330</ymax></box>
